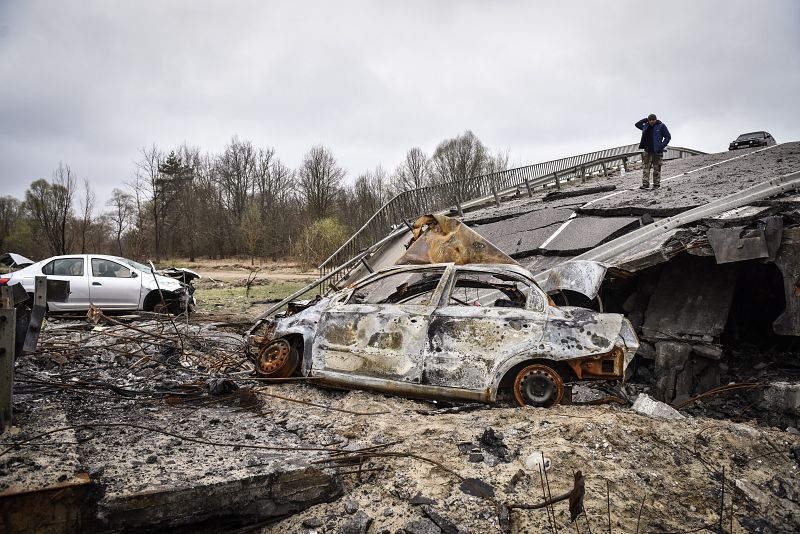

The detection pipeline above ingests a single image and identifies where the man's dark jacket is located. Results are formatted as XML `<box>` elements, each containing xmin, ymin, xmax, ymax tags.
<box><xmin>635</xmin><ymin>119</ymin><xmax>671</xmax><ymax>154</ymax></box>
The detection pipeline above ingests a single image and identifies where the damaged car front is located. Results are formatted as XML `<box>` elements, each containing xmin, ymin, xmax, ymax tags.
<box><xmin>249</xmin><ymin>263</ymin><xmax>638</xmax><ymax>408</ymax></box>
<box><xmin>2</xmin><ymin>254</ymin><xmax>196</xmax><ymax>314</ymax></box>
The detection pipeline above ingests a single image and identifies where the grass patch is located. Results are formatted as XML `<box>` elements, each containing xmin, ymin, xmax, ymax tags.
<box><xmin>195</xmin><ymin>280</ymin><xmax>312</xmax><ymax>314</ymax></box>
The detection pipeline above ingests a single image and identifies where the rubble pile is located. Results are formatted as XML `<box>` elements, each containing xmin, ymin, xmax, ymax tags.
<box><xmin>2</xmin><ymin>314</ymin><xmax>799</xmax><ymax>533</ymax></box>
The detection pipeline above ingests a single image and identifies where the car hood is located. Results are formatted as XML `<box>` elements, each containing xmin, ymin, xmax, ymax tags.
<box><xmin>142</xmin><ymin>273</ymin><xmax>184</xmax><ymax>292</ymax></box>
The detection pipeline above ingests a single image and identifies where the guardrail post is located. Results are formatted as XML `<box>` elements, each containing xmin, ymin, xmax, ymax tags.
<box><xmin>554</xmin><ymin>172</ymin><xmax>561</xmax><ymax>190</ymax></box>
<box><xmin>524</xmin><ymin>179</ymin><xmax>533</xmax><ymax>197</ymax></box>
<box><xmin>580</xmin><ymin>165</ymin><xmax>586</xmax><ymax>184</ymax></box>
<box><xmin>22</xmin><ymin>277</ymin><xmax>47</xmax><ymax>353</ymax></box>
<box><xmin>0</xmin><ymin>286</ymin><xmax>14</xmax><ymax>434</ymax></box>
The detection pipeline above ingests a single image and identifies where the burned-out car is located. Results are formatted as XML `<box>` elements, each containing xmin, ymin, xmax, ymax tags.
<box><xmin>253</xmin><ymin>263</ymin><xmax>638</xmax><ymax>407</ymax></box>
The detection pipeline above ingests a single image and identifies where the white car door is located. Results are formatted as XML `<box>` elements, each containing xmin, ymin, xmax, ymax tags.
<box><xmin>88</xmin><ymin>257</ymin><xmax>142</xmax><ymax>309</ymax></box>
<box><xmin>40</xmin><ymin>257</ymin><xmax>90</xmax><ymax>310</ymax></box>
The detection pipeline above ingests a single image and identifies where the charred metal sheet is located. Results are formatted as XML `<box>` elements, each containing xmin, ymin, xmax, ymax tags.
<box><xmin>45</xmin><ymin>279</ymin><xmax>70</xmax><ymax>303</ymax></box>
<box><xmin>398</xmin><ymin>214</ymin><xmax>517</xmax><ymax>266</ymax></box>
<box><xmin>707</xmin><ymin>216</ymin><xmax>783</xmax><ymax>264</ymax></box>
<box><xmin>536</xmin><ymin>260</ymin><xmax>607</xmax><ymax>299</ymax></box>
<box><xmin>159</xmin><ymin>267</ymin><xmax>201</xmax><ymax>284</ymax></box>
<box><xmin>763</xmin><ymin>216</ymin><xmax>784</xmax><ymax>260</ymax></box>
<box><xmin>539</xmin><ymin>306</ymin><xmax>624</xmax><ymax>357</ymax></box>
<box><xmin>310</xmin><ymin>370</ymin><xmax>493</xmax><ymax>403</ymax></box>
<box><xmin>312</xmin><ymin>304</ymin><xmax>428</xmax><ymax>383</ymax></box>
<box><xmin>707</xmin><ymin>226</ymin><xmax>770</xmax><ymax>263</ymax></box>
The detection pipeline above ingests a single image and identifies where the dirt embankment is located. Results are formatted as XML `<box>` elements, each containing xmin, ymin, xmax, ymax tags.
<box><xmin>260</xmin><ymin>386</ymin><xmax>800</xmax><ymax>533</ymax></box>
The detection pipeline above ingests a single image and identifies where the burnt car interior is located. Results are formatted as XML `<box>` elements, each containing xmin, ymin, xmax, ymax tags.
<box><xmin>348</xmin><ymin>269</ymin><xmax>445</xmax><ymax>305</ymax></box>
<box><xmin>447</xmin><ymin>272</ymin><xmax>528</xmax><ymax>308</ymax></box>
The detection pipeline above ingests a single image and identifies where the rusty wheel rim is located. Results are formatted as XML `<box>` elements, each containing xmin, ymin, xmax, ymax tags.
<box><xmin>513</xmin><ymin>364</ymin><xmax>564</xmax><ymax>408</ymax></box>
<box><xmin>257</xmin><ymin>339</ymin><xmax>291</xmax><ymax>375</ymax></box>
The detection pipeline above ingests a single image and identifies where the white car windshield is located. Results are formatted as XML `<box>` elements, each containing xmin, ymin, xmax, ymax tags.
<box><xmin>114</xmin><ymin>257</ymin><xmax>152</xmax><ymax>273</ymax></box>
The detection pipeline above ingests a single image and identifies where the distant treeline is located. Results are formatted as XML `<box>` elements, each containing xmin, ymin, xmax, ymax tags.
<box><xmin>0</xmin><ymin>130</ymin><xmax>507</xmax><ymax>268</ymax></box>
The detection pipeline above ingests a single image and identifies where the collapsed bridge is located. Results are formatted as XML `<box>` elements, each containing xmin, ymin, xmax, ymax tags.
<box><xmin>259</xmin><ymin>141</ymin><xmax>800</xmax><ymax>414</ymax></box>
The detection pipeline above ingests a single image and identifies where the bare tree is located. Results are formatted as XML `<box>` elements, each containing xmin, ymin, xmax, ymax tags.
<box><xmin>254</xmin><ymin>150</ymin><xmax>295</xmax><ymax>258</ymax></box>
<box><xmin>215</xmin><ymin>136</ymin><xmax>257</xmax><ymax>216</ymax></box>
<box><xmin>0</xmin><ymin>196</ymin><xmax>22</xmax><ymax>252</ymax></box>
<box><xmin>172</xmin><ymin>144</ymin><xmax>201</xmax><ymax>261</ymax></box>
<box><xmin>429</xmin><ymin>130</ymin><xmax>493</xmax><ymax>185</ymax></box>
<box><xmin>391</xmin><ymin>147</ymin><xmax>430</xmax><ymax>193</ymax></box>
<box><xmin>24</xmin><ymin>163</ymin><xmax>76</xmax><ymax>255</ymax></box>
<box><xmin>134</xmin><ymin>144</ymin><xmax>165</xmax><ymax>260</ymax></box>
<box><xmin>124</xmin><ymin>171</ymin><xmax>151</xmax><ymax>260</ymax></box>
<box><xmin>297</xmin><ymin>145</ymin><xmax>345</xmax><ymax>219</ymax></box>
<box><xmin>77</xmin><ymin>178</ymin><xmax>95</xmax><ymax>253</ymax></box>
<box><xmin>428</xmin><ymin>130</ymin><xmax>505</xmax><ymax>204</ymax></box>
<box><xmin>106</xmin><ymin>188</ymin><xmax>134</xmax><ymax>255</ymax></box>
<box><xmin>486</xmin><ymin>148</ymin><xmax>510</xmax><ymax>174</ymax></box>
<box><xmin>239</xmin><ymin>201</ymin><xmax>262</xmax><ymax>264</ymax></box>
<box><xmin>349</xmin><ymin>166</ymin><xmax>389</xmax><ymax>226</ymax></box>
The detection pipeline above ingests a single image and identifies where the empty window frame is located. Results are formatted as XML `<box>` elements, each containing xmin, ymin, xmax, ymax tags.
<box><xmin>349</xmin><ymin>269</ymin><xmax>445</xmax><ymax>306</ymax></box>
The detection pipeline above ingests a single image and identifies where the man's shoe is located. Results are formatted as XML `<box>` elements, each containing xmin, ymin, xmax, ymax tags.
<box><xmin>639</xmin><ymin>184</ymin><xmax>650</xmax><ymax>190</ymax></box>
<box><xmin>653</xmin><ymin>183</ymin><xmax>661</xmax><ymax>188</ymax></box>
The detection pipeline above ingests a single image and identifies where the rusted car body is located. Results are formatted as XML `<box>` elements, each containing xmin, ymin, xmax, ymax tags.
<box><xmin>253</xmin><ymin>263</ymin><xmax>638</xmax><ymax>407</ymax></box>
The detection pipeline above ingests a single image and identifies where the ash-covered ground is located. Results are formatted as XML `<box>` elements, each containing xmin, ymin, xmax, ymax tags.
<box><xmin>3</xmin><ymin>314</ymin><xmax>799</xmax><ymax>533</ymax></box>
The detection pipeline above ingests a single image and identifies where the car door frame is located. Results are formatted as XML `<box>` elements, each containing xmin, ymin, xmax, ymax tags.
<box><xmin>88</xmin><ymin>256</ymin><xmax>142</xmax><ymax>309</ymax></box>
<box><xmin>310</xmin><ymin>264</ymin><xmax>454</xmax><ymax>392</ymax></box>
<box><xmin>41</xmin><ymin>256</ymin><xmax>90</xmax><ymax>311</ymax></box>
<box><xmin>424</xmin><ymin>266</ymin><xmax>550</xmax><ymax>393</ymax></box>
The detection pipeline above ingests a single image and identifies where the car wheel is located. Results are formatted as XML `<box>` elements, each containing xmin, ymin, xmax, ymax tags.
<box><xmin>513</xmin><ymin>364</ymin><xmax>564</xmax><ymax>408</ymax></box>
<box><xmin>256</xmin><ymin>338</ymin><xmax>299</xmax><ymax>378</ymax></box>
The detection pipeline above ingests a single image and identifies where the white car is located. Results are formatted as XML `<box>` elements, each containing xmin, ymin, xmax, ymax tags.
<box><xmin>0</xmin><ymin>254</ymin><xmax>194</xmax><ymax>313</ymax></box>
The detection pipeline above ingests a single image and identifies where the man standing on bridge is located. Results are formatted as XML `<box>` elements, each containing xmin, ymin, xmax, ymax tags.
<box><xmin>635</xmin><ymin>113</ymin><xmax>671</xmax><ymax>189</ymax></box>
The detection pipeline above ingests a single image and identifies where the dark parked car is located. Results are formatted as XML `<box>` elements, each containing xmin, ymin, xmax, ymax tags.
<box><xmin>729</xmin><ymin>131</ymin><xmax>776</xmax><ymax>150</ymax></box>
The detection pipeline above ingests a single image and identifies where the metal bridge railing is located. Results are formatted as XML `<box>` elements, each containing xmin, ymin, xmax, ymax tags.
<box><xmin>317</xmin><ymin>144</ymin><xmax>703</xmax><ymax>291</ymax></box>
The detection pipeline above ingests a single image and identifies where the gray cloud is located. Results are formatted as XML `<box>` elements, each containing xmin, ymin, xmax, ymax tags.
<box><xmin>1</xmin><ymin>0</ymin><xmax>798</xmax><ymax>204</ymax></box>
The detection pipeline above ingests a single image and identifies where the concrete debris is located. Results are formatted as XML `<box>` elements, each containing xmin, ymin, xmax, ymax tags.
<box><xmin>338</xmin><ymin>511</ymin><xmax>373</xmax><ymax>534</ymax></box>
<box><xmin>758</xmin><ymin>382</ymin><xmax>800</xmax><ymax>416</ymax></box>
<box><xmin>523</xmin><ymin>452</ymin><xmax>551</xmax><ymax>473</ymax></box>
<box><xmin>399</xmin><ymin>518</ymin><xmax>441</xmax><ymax>534</ymax></box>
<box><xmin>631</xmin><ymin>393</ymin><xmax>685</xmax><ymax>420</ymax></box>
<box><xmin>642</xmin><ymin>254</ymin><xmax>736</xmax><ymax>340</ymax></box>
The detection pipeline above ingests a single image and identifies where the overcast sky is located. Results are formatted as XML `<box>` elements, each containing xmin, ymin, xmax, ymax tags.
<box><xmin>1</xmin><ymin>0</ymin><xmax>798</xmax><ymax>206</ymax></box>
